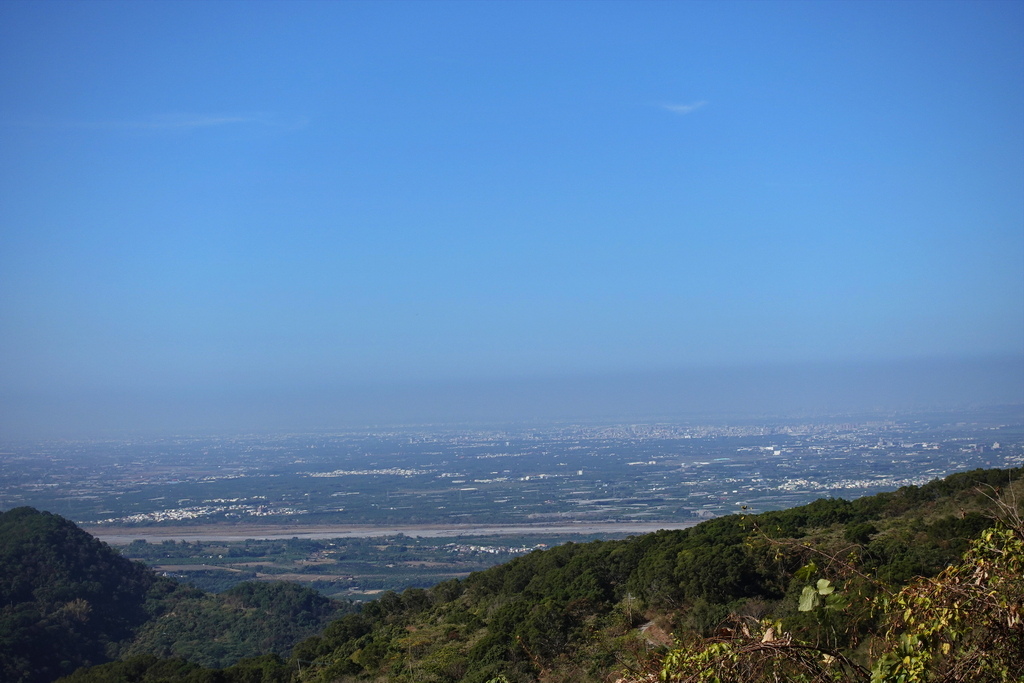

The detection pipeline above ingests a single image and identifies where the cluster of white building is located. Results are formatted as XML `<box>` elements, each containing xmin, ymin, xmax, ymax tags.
<box><xmin>91</xmin><ymin>503</ymin><xmax>309</xmax><ymax>525</ymax></box>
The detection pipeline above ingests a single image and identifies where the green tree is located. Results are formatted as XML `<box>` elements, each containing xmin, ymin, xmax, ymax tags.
<box><xmin>633</xmin><ymin>510</ymin><xmax>1024</xmax><ymax>683</ymax></box>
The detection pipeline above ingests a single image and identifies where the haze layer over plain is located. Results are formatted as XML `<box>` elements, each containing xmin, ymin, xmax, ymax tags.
<box><xmin>1</xmin><ymin>1</ymin><xmax>1022</xmax><ymax>438</ymax></box>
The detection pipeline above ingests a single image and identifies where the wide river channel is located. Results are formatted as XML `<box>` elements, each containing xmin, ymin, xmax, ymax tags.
<box><xmin>86</xmin><ymin>521</ymin><xmax>701</xmax><ymax>545</ymax></box>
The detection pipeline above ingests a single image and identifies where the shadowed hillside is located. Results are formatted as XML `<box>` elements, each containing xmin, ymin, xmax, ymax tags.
<box><xmin>0</xmin><ymin>507</ymin><xmax>348</xmax><ymax>683</ymax></box>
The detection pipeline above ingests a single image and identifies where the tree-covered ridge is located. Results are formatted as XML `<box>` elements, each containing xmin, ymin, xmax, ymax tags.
<box><xmin>0</xmin><ymin>507</ymin><xmax>181</xmax><ymax>683</ymax></box>
<box><xmin>0</xmin><ymin>507</ymin><xmax>347</xmax><ymax>683</ymax></box>
<box><xmin>640</xmin><ymin>509</ymin><xmax>1024</xmax><ymax>682</ymax></box>
<box><xmin>122</xmin><ymin>580</ymin><xmax>348</xmax><ymax>668</ymax></box>
<box><xmin>285</xmin><ymin>467</ymin><xmax>1022</xmax><ymax>682</ymax></box>
<box><xmin>12</xmin><ymin>466</ymin><xmax>1022</xmax><ymax>683</ymax></box>
<box><xmin>56</xmin><ymin>654</ymin><xmax>295</xmax><ymax>683</ymax></box>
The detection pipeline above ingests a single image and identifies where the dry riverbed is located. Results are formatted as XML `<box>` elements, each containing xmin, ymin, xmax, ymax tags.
<box><xmin>85</xmin><ymin>521</ymin><xmax>699</xmax><ymax>544</ymax></box>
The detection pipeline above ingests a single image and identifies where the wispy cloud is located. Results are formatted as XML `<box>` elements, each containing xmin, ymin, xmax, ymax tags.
<box><xmin>111</xmin><ymin>112</ymin><xmax>309</xmax><ymax>131</ymax></box>
<box><xmin>132</xmin><ymin>114</ymin><xmax>263</xmax><ymax>129</ymax></box>
<box><xmin>2</xmin><ymin>112</ymin><xmax>307</xmax><ymax>131</ymax></box>
<box><xmin>662</xmin><ymin>101</ymin><xmax>707</xmax><ymax>115</ymax></box>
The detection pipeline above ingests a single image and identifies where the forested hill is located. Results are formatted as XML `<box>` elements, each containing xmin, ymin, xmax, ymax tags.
<box><xmin>0</xmin><ymin>507</ymin><xmax>347</xmax><ymax>683</ymax></box>
<box><xmin>51</xmin><ymin>466</ymin><xmax>1024</xmax><ymax>683</ymax></box>
<box><xmin>4</xmin><ymin>467</ymin><xmax>1021</xmax><ymax>683</ymax></box>
<box><xmin>0</xmin><ymin>507</ymin><xmax>167</xmax><ymax>682</ymax></box>
<box><xmin>283</xmin><ymin>467</ymin><xmax>1022</xmax><ymax>683</ymax></box>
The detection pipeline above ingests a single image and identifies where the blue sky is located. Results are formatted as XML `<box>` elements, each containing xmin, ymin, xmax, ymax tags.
<box><xmin>1</xmin><ymin>1</ymin><xmax>1022</xmax><ymax>435</ymax></box>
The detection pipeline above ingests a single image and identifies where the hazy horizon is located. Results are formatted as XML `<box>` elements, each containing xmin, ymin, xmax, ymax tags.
<box><xmin>2</xmin><ymin>2</ymin><xmax>1022</xmax><ymax>440</ymax></box>
<box><xmin>2</xmin><ymin>354</ymin><xmax>1021</xmax><ymax>440</ymax></box>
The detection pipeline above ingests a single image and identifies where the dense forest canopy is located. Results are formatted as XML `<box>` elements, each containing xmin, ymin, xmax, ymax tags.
<box><xmin>1</xmin><ymin>467</ymin><xmax>1021</xmax><ymax>683</ymax></box>
<box><xmin>0</xmin><ymin>508</ymin><xmax>347</xmax><ymax>683</ymax></box>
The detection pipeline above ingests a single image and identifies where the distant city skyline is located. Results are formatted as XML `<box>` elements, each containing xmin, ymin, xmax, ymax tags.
<box><xmin>1</xmin><ymin>1</ymin><xmax>1022</xmax><ymax>437</ymax></box>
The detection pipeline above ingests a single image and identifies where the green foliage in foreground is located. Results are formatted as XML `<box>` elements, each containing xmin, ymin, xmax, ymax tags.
<box><xmin>56</xmin><ymin>654</ymin><xmax>294</xmax><ymax>683</ymax></box>
<box><xmin>644</xmin><ymin>520</ymin><xmax>1024</xmax><ymax>683</ymax></box>
<box><xmin>280</xmin><ymin>467</ymin><xmax>1022</xmax><ymax>683</ymax></box>
<box><xmin>12</xmin><ymin>466</ymin><xmax>1022</xmax><ymax>683</ymax></box>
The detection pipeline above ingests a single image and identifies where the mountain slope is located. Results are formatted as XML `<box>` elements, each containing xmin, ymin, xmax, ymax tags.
<box><xmin>9</xmin><ymin>466</ymin><xmax>1021</xmax><ymax>683</ymax></box>
<box><xmin>289</xmin><ymin>467</ymin><xmax>1022</xmax><ymax>683</ymax></box>
<box><xmin>0</xmin><ymin>507</ymin><xmax>347</xmax><ymax>683</ymax></box>
<box><xmin>122</xmin><ymin>580</ymin><xmax>346</xmax><ymax>668</ymax></box>
<box><xmin>0</xmin><ymin>507</ymin><xmax>177</xmax><ymax>683</ymax></box>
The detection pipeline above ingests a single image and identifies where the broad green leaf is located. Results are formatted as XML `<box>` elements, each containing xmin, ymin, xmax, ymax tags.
<box><xmin>798</xmin><ymin>586</ymin><xmax>820</xmax><ymax>611</ymax></box>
